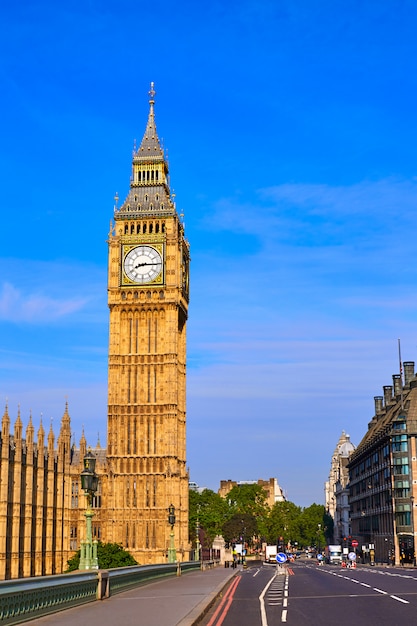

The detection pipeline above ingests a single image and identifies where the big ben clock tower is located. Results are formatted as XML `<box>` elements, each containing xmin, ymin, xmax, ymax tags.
<box><xmin>106</xmin><ymin>83</ymin><xmax>190</xmax><ymax>563</ymax></box>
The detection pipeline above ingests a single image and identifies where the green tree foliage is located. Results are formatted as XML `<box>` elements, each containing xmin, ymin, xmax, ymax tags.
<box><xmin>226</xmin><ymin>484</ymin><xmax>269</xmax><ymax>518</ymax></box>
<box><xmin>189</xmin><ymin>484</ymin><xmax>270</xmax><ymax>550</ymax></box>
<box><xmin>66</xmin><ymin>541</ymin><xmax>138</xmax><ymax>572</ymax></box>
<box><xmin>222</xmin><ymin>513</ymin><xmax>258</xmax><ymax>546</ymax></box>
<box><xmin>263</xmin><ymin>501</ymin><xmax>302</xmax><ymax>546</ymax></box>
<box><xmin>298</xmin><ymin>503</ymin><xmax>328</xmax><ymax>548</ymax></box>
<box><xmin>189</xmin><ymin>489</ymin><xmax>229</xmax><ymax>547</ymax></box>
<box><xmin>189</xmin><ymin>486</ymin><xmax>331</xmax><ymax>553</ymax></box>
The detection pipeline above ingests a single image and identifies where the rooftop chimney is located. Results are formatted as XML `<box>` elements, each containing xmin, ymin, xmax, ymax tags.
<box><xmin>404</xmin><ymin>361</ymin><xmax>415</xmax><ymax>386</ymax></box>
<box><xmin>393</xmin><ymin>374</ymin><xmax>402</xmax><ymax>397</ymax></box>
<box><xmin>374</xmin><ymin>396</ymin><xmax>384</xmax><ymax>415</ymax></box>
<box><xmin>383</xmin><ymin>385</ymin><xmax>393</xmax><ymax>407</ymax></box>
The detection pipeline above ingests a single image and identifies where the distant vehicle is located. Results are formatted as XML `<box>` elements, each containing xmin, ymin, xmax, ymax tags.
<box><xmin>325</xmin><ymin>545</ymin><xmax>342</xmax><ymax>564</ymax></box>
<box><xmin>265</xmin><ymin>545</ymin><xmax>277</xmax><ymax>564</ymax></box>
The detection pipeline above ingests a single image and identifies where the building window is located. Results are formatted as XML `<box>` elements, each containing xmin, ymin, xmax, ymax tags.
<box><xmin>392</xmin><ymin>435</ymin><xmax>408</xmax><ymax>452</ymax></box>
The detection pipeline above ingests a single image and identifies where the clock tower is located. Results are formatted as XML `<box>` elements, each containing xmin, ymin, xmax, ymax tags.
<box><xmin>106</xmin><ymin>83</ymin><xmax>190</xmax><ymax>562</ymax></box>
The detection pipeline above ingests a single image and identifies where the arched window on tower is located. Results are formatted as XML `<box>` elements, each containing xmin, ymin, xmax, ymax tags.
<box><xmin>143</xmin><ymin>223</ymin><xmax>147</xmax><ymax>234</ymax></box>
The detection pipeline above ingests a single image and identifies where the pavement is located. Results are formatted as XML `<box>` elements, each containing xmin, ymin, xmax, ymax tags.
<box><xmin>27</xmin><ymin>565</ymin><xmax>238</xmax><ymax>626</ymax></box>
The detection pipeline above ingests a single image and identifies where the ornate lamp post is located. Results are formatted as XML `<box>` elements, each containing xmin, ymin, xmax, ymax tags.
<box><xmin>168</xmin><ymin>504</ymin><xmax>177</xmax><ymax>563</ymax></box>
<box><xmin>195</xmin><ymin>505</ymin><xmax>201</xmax><ymax>562</ymax></box>
<box><xmin>79</xmin><ymin>451</ymin><xmax>99</xmax><ymax>570</ymax></box>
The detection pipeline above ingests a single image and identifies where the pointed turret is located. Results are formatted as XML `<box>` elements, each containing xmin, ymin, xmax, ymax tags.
<box><xmin>115</xmin><ymin>82</ymin><xmax>176</xmax><ymax>219</ymax></box>
<box><xmin>47</xmin><ymin>421</ymin><xmax>55</xmax><ymax>452</ymax></box>
<box><xmin>1</xmin><ymin>404</ymin><xmax>10</xmax><ymax>440</ymax></box>
<box><xmin>26</xmin><ymin>413</ymin><xmax>34</xmax><ymax>447</ymax></box>
<box><xmin>14</xmin><ymin>408</ymin><xmax>23</xmax><ymax>442</ymax></box>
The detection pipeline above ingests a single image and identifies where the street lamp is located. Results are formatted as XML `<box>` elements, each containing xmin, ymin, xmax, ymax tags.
<box><xmin>195</xmin><ymin>505</ymin><xmax>201</xmax><ymax>562</ymax></box>
<box><xmin>79</xmin><ymin>450</ymin><xmax>99</xmax><ymax>570</ymax></box>
<box><xmin>168</xmin><ymin>504</ymin><xmax>177</xmax><ymax>563</ymax></box>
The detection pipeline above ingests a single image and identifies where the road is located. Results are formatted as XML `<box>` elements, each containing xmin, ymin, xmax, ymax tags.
<box><xmin>199</xmin><ymin>559</ymin><xmax>417</xmax><ymax>625</ymax></box>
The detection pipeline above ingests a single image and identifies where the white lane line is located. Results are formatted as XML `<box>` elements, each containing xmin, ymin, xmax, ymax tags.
<box><xmin>259</xmin><ymin>572</ymin><xmax>278</xmax><ymax>626</ymax></box>
<box><xmin>282</xmin><ymin>609</ymin><xmax>287</xmax><ymax>622</ymax></box>
<box><xmin>374</xmin><ymin>588</ymin><xmax>388</xmax><ymax>595</ymax></box>
<box><xmin>390</xmin><ymin>595</ymin><xmax>409</xmax><ymax>604</ymax></box>
<box><xmin>360</xmin><ymin>583</ymin><xmax>371</xmax><ymax>588</ymax></box>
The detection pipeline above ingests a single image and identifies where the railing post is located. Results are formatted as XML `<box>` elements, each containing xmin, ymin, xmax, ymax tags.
<box><xmin>97</xmin><ymin>570</ymin><xmax>110</xmax><ymax>599</ymax></box>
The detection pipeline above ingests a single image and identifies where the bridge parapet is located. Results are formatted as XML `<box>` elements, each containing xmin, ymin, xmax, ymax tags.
<box><xmin>0</xmin><ymin>561</ymin><xmax>218</xmax><ymax>624</ymax></box>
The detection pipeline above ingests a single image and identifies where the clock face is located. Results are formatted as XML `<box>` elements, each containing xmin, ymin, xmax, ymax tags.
<box><xmin>123</xmin><ymin>245</ymin><xmax>163</xmax><ymax>284</ymax></box>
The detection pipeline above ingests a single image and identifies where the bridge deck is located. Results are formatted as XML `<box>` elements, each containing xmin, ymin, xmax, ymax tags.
<box><xmin>26</xmin><ymin>566</ymin><xmax>237</xmax><ymax>626</ymax></box>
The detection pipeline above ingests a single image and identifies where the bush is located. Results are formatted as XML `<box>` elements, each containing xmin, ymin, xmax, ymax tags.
<box><xmin>66</xmin><ymin>541</ymin><xmax>138</xmax><ymax>571</ymax></box>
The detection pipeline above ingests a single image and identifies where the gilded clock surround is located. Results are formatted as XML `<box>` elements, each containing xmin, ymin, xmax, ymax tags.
<box><xmin>122</xmin><ymin>242</ymin><xmax>165</xmax><ymax>286</ymax></box>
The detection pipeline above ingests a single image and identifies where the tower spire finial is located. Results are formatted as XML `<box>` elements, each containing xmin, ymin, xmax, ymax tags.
<box><xmin>149</xmin><ymin>81</ymin><xmax>156</xmax><ymax>103</ymax></box>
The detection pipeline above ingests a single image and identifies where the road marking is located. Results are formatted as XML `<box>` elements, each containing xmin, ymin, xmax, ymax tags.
<box><xmin>390</xmin><ymin>595</ymin><xmax>409</xmax><ymax>604</ymax></box>
<box><xmin>206</xmin><ymin>575</ymin><xmax>241</xmax><ymax>626</ymax></box>
<box><xmin>373</xmin><ymin>588</ymin><xmax>388</xmax><ymax>595</ymax></box>
<box><xmin>282</xmin><ymin>609</ymin><xmax>288</xmax><ymax>622</ymax></box>
<box><xmin>259</xmin><ymin>571</ymin><xmax>279</xmax><ymax>626</ymax></box>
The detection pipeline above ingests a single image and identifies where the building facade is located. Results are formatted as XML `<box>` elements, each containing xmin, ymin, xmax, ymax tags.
<box><xmin>0</xmin><ymin>84</ymin><xmax>190</xmax><ymax>578</ymax></box>
<box><xmin>325</xmin><ymin>431</ymin><xmax>355</xmax><ymax>544</ymax></box>
<box><xmin>0</xmin><ymin>403</ymin><xmax>106</xmax><ymax>579</ymax></box>
<box><xmin>218</xmin><ymin>478</ymin><xmax>286</xmax><ymax>508</ymax></box>
<box><xmin>348</xmin><ymin>361</ymin><xmax>417</xmax><ymax>565</ymax></box>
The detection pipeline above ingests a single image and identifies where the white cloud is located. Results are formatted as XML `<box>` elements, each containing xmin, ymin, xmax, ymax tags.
<box><xmin>0</xmin><ymin>281</ymin><xmax>87</xmax><ymax>323</ymax></box>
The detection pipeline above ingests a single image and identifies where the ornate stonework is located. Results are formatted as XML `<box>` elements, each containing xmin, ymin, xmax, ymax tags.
<box><xmin>105</xmin><ymin>83</ymin><xmax>190</xmax><ymax>563</ymax></box>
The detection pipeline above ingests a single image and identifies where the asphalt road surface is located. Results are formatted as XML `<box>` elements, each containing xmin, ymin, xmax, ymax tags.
<box><xmin>199</xmin><ymin>559</ymin><xmax>417</xmax><ymax>626</ymax></box>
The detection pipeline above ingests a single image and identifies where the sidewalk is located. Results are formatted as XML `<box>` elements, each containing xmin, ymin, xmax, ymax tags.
<box><xmin>27</xmin><ymin>565</ymin><xmax>238</xmax><ymax>626</ymax></box>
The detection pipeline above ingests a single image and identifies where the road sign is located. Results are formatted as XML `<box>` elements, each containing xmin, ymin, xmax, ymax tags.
<box><xmin>351</xmin><ymin>540</ymin><xmax>359</xmax><ymax>547</ymax></box>
<box><xmin>276</xmin><ymin>552</ymin><xmax>287</xmax><ymax>563</ymax></box>
<box><xmin>348</xmin><ymin>552</ymin><xmax>356</xmax><ymax>561</ymax></box>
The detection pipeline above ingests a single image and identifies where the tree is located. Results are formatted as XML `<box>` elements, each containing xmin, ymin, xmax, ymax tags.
<box><xmin>226</xmin><ymin>484</ymin><xmax>269</xmax><ymax>518</ymax></box>
<box><xmin>189</xmin><ymin>489</ymin><xmax>229</xmax><ymax>547</ymax></box>
<box><xmin>222</xmin><ymin>513</ymin><xmax>258</xmax><ymax>546</ymax></box>
<box><xmin>66</xmin><ymin>542</ymin><xmax>138</xmax><ymax>572</ymax></box>
<box><xmin>263</xmin><ymin>501</ymin><xmax>302</xmax><ymax>547</ymax></box>
<box><xmin>298</xmin><ymin>503</ymin><xmax>327</xmax><ymax>548</ymax></box>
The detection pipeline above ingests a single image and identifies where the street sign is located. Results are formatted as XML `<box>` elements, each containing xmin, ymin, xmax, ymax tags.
<box><xmin>351</xmin><ymin>540</ymin><xmax>359</xmax><ymax>547</ymax></box>
<box><xmin>348</xmin><ymin>552</ymin><xmax>356</xmax><ymax>561</ymax></box>
<box><xmin>276</xmin><ymin>552</ymin><xmax>287</xmax><ymax>563</ymax></box>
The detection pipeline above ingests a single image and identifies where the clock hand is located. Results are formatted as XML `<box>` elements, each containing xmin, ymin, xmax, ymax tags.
<box><xmin>134</xmin><ymin>261</ymin><xmax>159</xmax><ymax>268</ymax></box>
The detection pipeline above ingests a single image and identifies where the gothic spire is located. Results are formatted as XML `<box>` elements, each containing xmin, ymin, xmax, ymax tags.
<box><xmin>136</xmin><ymin>82</ymin><xmax>164</xmax><ymax>159</ymax></box>
<box><xmin>115</xmin><ymin>82</ymin><xmax>175</xmax><ymax>219</ymax></box>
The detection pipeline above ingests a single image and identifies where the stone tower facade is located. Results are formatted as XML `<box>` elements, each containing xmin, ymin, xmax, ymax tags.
<box><xmin>105</xmin><ymin>83</ymin><xmax>190</xmax><ymax>563</ymax></box>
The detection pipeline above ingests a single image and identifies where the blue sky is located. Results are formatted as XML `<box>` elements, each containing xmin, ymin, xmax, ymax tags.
<box><xmin>1</xmin><ymin>0</ymin><xmax>417</xmax><ymax>507</ymax></box>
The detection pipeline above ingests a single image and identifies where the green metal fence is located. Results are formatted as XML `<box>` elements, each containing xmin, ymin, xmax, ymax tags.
<box><xmin>0</xmin><ymin>560</ymin><xmax>208</xmax><ymax>624</ymax></box>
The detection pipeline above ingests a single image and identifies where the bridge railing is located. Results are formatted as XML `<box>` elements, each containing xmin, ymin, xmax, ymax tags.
<box><xmin>0</xmin><ymin>560</ymin><xmax>218</xmax><ymax>625</ymax></box>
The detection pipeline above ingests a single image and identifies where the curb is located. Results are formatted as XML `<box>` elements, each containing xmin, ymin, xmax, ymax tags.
<box><xmin>176</xmin><ymin>571</ymin><xmax>238</xmax><ymax>626</ymax></box>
